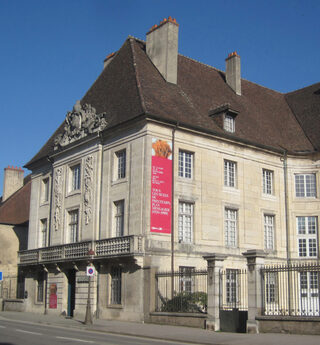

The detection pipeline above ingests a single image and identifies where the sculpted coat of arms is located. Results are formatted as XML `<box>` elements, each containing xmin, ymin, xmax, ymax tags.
<box><xmin>54</xmin><ymin>100</ymin><xmax>108</xmax><ymax>149</ymax></box>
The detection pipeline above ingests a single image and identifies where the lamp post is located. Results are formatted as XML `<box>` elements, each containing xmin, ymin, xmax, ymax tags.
<box><xmin>84</xmin><ymin>249</ymin><xmax>95</xmax><ymax>325</ymax></box>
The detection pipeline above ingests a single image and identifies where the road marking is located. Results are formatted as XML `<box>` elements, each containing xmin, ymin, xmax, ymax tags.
<box><xmin>56</xmin><ymin>336</ymin><xmax>94</xmax><ymax>343</ymax></box>
<box><xmin>16</xmin><ymin>328</ymin><xmax>42</xmax><ymax>335</ymax></box>
<box><xmin>0</xmin><ymin>325</ymin><xmax>6</xmax><ymax>328</ymax></box>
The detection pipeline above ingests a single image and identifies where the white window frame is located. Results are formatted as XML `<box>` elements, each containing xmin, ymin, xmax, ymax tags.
<box><xmin>225</xmin><ymin>208</ymin><xmax>237</xmax><ymax>247</ymax></box>
<box><xmin>68</xmin><ymin>209</ymin><xmax>79</xmax><ymax>243</ymax></box>
<box><xmin>224</xmin><ymin>160</ymin><xmax>237</xmax><ymax>188</ymax></box>
<box><xmin>295</xmin><ymin>174</ymin><xmax>316</xmax><ymax>198</ymax></box>
<box><xmin>178</xmin><ymin>150</ymin><xmax>193</xmax><ymax>179</ymax></box>
<box><xmin>70</xmin><ymin>164</ymin><xmax>81</xmax><ymax>192</ymax></box>
<box><xmin>115</xmin><ymin>150</ymin><xmax>126</xmax><ymax>180</ymax></box>
<box><xmin>179</xmin><ymin>266</ymin><xmax>195</xmax><ymax>294</ymax></box>
<box><xmin>114</xmin><ymin>200</ymin><xmax>124</xmax><ymax>237</ymax></box>
<box><xmin>224</xmin><ymin>114</ymin><xmax>235</xmax><ymax>133</ymax></box>
<box><xmin>263</xmin><ymin>169</ymin><xmax>274</xmax><ymax>195</ymax></box>
<box><xmin>264</xmin><ymin>214</ymin><xmax>275</xmax><ymax>250</ymax></box>
<box><xmin>296</xmin><ymin>216</ymin><xmax>318</xmax><ymax>258</ymax></box>
<box><xmin>40</xmin><ymin>218</ymin><xmax>48</xmax><ymax>248</ymax></box>
<box><xmin>178</xmin><ymin>201</ymin><xmax>193</xmax><ymax>243</ymax></box>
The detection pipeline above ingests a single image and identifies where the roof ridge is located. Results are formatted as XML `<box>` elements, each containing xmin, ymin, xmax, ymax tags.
<box><xmin>285</xmin><ymin>81</ymin><xmax>320</xmax><ymax>96</ymax></box>
<box><xmin>179</xmin><ymin>53</ymin><xmax>285</xmax><ymax>95</ymax></box>
<box><xmin>129</xmin><ymin>37</ymin><xmax>147</xmax><ymax>114</ymax></box>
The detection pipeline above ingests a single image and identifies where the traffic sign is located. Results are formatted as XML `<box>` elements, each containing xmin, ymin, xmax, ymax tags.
<box><xmin>0</xmin><ymin>272</ymin><xmax>3</xmax><ymax>281</ymax></box>
<box><xmin>86</xmin><ymin>266</ymin><xmax>95</xmax><ymax>276</ymax></box>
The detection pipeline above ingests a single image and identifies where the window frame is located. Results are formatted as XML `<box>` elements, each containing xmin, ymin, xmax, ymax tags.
<box><xmin>264</xmin><ymin>214</ymin><xmax>275</xmax><ymax>251</ymax></box>
<box><xmin>115</xmin><ymin>149</ymin><xmax>126</xmax><ymax>180</ymax></box>
<box><xmin>36</xmin><ymin>273</ymin><xmax>45</xmax><ymax>303</ymax></box>
<box><xmin>68</xmin><ymin>209</ymin><xmax>79</xmax><ymax>243</ymax></box>
<box><xmin>295</xmin><ymin>173</ymin><xmax>316</xmax><ymax>198</ymax></box>
<box><xmin>224</xmin><ymin>160</ymin><xmax>237</xmax><ymax>188</ymax></box>
<box><xmin>224</xmin><ymin>208</ymin><xmax>237</xmax><ymax>247</ymax></box>
<box><xmin>69</xmin><ymin>164</ymin><xmax>81</xmax><ymax>192</ymax></box>
<box><xmin>114</xmin><ymin>200</ymin><xmax>124</xmax><ymax>237</ymax></box>
<box><xmin>178</xmin><ymin>150</ymin><xmax>194</xmax><ymax>179</ymax></box>
<box><xmin>110</xmin><ymin>267</ymin><xmax>122</xmax><ymax>305</ymax></box>
<box><xmin>178</xmin><ymin>201</ymin><xmax>194</xmax><ymax>243</ymax></box>
<box><xmin>262</xmin><ymin>169</ymin><xmax>274</xmax><ymax>195</ymax></box>
<box><xmin>40</xmin><ymin>218</ymin><xmax>48</xmax><ymax>248</ymax></box>
<box><xmin>41</xmin><ymin>177</ymin><xmax>50</xmax><ymax>203</ymax></box>
<box><xmin>224</xmin><ymin>114</ymin><xmax>235</xmax><ymax>133</ymax></box>
<box><xmin>296</xmin><ymin>216</ymin><xmax>318</xmax><ymax>258</ymax></box>
<box><xmin>179</xmin><ymin>266</ymin><xmax>195</xmax><ymax>294</ymax></box>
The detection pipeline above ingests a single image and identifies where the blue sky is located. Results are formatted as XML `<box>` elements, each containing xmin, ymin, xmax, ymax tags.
<box><xmin>0</xmin><ymin>0</ymin><xmax>319</xmax><ymax>196</ymax></box>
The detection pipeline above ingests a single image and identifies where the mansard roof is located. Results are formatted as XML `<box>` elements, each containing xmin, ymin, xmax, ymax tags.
<box><xmin>0</xmin><ymin>175</ymin><xmax>31</xmax><ymax>225</ymax></box>
<box><xmin>26</xmin><ymin>37</ymin><xmax>319</xmax><ymax>168</ymax></box>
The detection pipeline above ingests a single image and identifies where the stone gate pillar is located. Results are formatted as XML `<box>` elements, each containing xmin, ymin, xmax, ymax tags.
<box><xmin>242</xmin><ymin>249</ymin><xmax>267</xmax><ymax>333</ymax></box>
<box><xmin>203</xmin><ymin>254</ymin><xmax>227</xmax><ymax>331</ymax></box>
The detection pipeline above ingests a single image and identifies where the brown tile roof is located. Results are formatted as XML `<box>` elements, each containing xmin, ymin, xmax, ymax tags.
<box><xmin>285</xmin><ymin>83</ymin><xmax>320</xmax><ymax>151</ymax></box>
<box><xmin>26</xmin><ymin>37</ymin><xmax>318</xmax><ymax>168</ymax></box>
<box><xmin>0</xmin><ymin>176</ymin><xmax>31</xmax><ymax>225</ymax></box>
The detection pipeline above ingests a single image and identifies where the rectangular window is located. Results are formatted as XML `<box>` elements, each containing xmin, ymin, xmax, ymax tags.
<box><xmin>40</xmin><ymin>218</ymin><xmax>48</xmax><ymax>248</ymax></box>
<box><xmin>116</xmin><ymin>150</ymin><xmax>126</xmax><ymax>179</ymax></box>
<box><xmin>37</xmin><ymin>273</ymin><xmax>45</xmax><ymax>303</ymax></box>
<box><xmin>297</xmin><ymin>216</ymin><xmax>318</xmax><ymax>257</ymax></box>
<box><xmin>265</xmin><ymin>272</ymin><xmax>278</xmax><ymax>303</ymax></box>
<box><xmin>226</xmin><ymin>269</ymin><xmax>238</xmax><ymax>304</ymax></box>
<box><xmin>179</xmin><ymin>266</ymin><xmax>195</xmax><ymax>293</ymax></box>
<box><xmin>68</xmin><ymin>210</ymin><xmax>79</xmax><ymax>243</ymax></box>
<box><xmin>178</xmin><ymin>202</ymin><xmax>193</xmax><ymax>243</ymax></box>
<box><xmin>70</xmin><ymin>164</ymin><xmax>81</xmax><ymax>191</ymax></box>
<box><xmin>224</xmin><ymin>160</ymin><xmax>237</xmax><ymax>188</ymax></box>
<box><xmin>114</xmin><ymin>200</ymin><xmax>124</xmax><ymax>237</ymax></box>
<box><xmin>295</xmin><ymin>174</ymin><xmax>316</xmax><ymax>197</ymax></box>
<box><xmin>224</xmin><ymin>114</ymin><xmax>235</xmax><ymax>133</ymax></box>
<box><xmin>225</xmin><ymin>208</ymin><xmax>237</xmax><ymax>247</ymax></box>
<box><xmin>264</xmin><ymin>215</ymin><xmax>275</xmax><ymax>250</ymax></box>
<box><xmin>178</xmin><ymin>150</ymin><xmax>193</xmax><ymax>179</ymax></box>
<box><xmin>263</xmin><ymin>169</ymin><xmax>273</xmax><ymax>195</ymax></box>
<box><xmin>42</xmin><ymin>178</ymin><xmax>49</xmax><ymax>202</ymax></box>
<box><xmin>110</xmin><ymin>267</ymin><xmax>122</xmax><ymax>305</ymax></box>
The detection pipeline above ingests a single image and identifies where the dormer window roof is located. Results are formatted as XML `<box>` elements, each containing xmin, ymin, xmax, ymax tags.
<box><xmin>208</xmin><ymin>103</ymin><xmax>239</xmax><ymax>134</ymax></box>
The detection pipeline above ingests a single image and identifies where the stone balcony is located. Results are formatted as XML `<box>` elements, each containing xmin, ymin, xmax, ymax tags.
<box><xmin>18</xmin><ymin>235</ymin><xmax>144</xmax><ymax>265</ymax></box>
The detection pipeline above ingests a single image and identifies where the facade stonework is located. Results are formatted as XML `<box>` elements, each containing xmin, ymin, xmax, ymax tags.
<box><xmin>19</xmin><ymin>19</ymin><xmax>320</xmax><ymax>330</ymax></box>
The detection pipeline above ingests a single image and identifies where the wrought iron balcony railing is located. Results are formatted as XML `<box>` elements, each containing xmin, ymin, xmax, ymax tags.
<box><xmin>19</xmin><ymin>235</ymin><xmax>144</xmax><ymax>265</ymax></box>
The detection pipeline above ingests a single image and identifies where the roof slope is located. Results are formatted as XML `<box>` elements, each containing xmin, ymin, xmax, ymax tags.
<box><xmin>26</xmin><ymin>37</ymin><xmax>317</xmax><ymax>167</ymax></box>
<box><xmin>0</xmin><ymin>176</ymin><xmax>31</xmax><ymax>225</ymax></box>
<box><xmin>285</xmin><ymin>83</ymin><xmax>320</xmax><ymax>151</ymax></box>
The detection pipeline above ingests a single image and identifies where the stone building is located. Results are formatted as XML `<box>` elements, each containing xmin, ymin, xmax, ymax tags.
<box><xmin>0</xmin><ymin>166</ymin><xmax>30</xmax><ymax>301</ymax></box>
<box><xmin>19</xmin><ymin>18</ymin><xmax>320</xmax><ymax>325</ymax></box>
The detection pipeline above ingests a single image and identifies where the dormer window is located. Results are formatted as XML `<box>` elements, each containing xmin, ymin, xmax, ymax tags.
<box><xmin>208</xmin><ymin>103</ymin><xmax>239</xmax><ymax>133</ymax></box>
<box><xmin>224</xmin><ymin>114</ymin><xmax>235</xmax><ymax>133</ymax></box>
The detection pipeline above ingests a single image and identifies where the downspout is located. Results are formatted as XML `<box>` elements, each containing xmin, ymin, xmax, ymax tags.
<box><xmin>96</xmin><ymin>133</ymin><xmax>104</xmax><ymax>319</ymax></box>
<box><xmin>281</xmin><ymin>151</ymin><xmax>291</xmax><ymax>315</ymax></box>
<box><xmin>171</xmin><ymin>123</ymin><xmax>178</xmax><ymax>299</ymax></box>
<box><xmin>45</xmin><ymin>156</ymin><xmax>54</xmax><ymax>315</ymax></box>
<box><xmin>281</xmin><ymin>151</ymin><xmax>290</xmax><ymax>263</ymax></box>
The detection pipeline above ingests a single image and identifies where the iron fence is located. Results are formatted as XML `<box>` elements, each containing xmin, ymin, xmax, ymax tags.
<box><xmin>155</xmin><ymin>269</ymin><xmax>207</xmax><ymax>313</ymax></box>
<box><xmin>219</xmin><ymin>268</ymin><xmax>248</xmax><ymax>311</ymax></box>
<box><xmin>261</xmin><ymin>262</ymin><xmax>320</xmax><ymax>317</ymax></box>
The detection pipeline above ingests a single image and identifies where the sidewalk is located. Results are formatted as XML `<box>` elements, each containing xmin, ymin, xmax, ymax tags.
<box><xmin>0</xmin><ymin>311</ymin><xmax>319</xmax><ymax>345</ymax></box>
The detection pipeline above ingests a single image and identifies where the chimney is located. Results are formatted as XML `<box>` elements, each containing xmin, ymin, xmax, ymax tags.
<box><xmin>2</xmin><ymin>166</ymin><xmax>24</xmax><ymax>202</ymax></box>
<box><xmin>225</xmin><ymin>52</ymin><xmax>241</xmax><ymax>96</ymax></box>
<box><xmin>146</xmin><ymin>17</ymin><xmax>179</xmax><ymax>84</ymax></box>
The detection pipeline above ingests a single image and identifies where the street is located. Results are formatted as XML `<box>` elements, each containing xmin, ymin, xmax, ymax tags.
<box><xmin>0</xmin><ymin>318</ymin><xmax>198</xmax><ymax>345</ymax></box>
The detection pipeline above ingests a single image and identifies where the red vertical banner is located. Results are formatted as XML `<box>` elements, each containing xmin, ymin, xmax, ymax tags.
<box><xmin>150</xmin><ymin>138</ymin><xmax>172</xmax><ymax>233</ymax></box>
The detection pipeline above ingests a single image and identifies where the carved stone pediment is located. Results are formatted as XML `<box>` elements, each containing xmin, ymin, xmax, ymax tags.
<box><xmin>54</xmin><ymin>100</ymin><xmax>108</xmax><ymax>149</ymax></box>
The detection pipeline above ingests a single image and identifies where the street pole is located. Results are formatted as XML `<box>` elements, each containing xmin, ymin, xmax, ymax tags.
<box><xmin>84</xmin><ymin>274</ymin><xmax>92</xmax><ymax>325</ymax></box>
<box><xmin>84</xmin><ymin>249</ymin><xmax>95</xmax><ymax>325</ymax></box>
